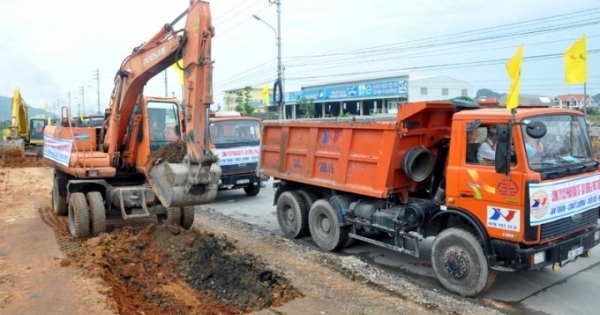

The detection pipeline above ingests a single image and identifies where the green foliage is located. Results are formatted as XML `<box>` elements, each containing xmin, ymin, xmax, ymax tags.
<box><xmin>297</xmin><ymin>97</ymin><xmax>315</xmax><ymax>118</ymax></box>
<box><xmin>230</xmin><ymin>86</ymin><xmax>255</xmax><ymax>116</ymax></box>
<box><xmin>338</xmin><ymin>108</ymin><xmax>349</xmax><ymax>117</ymax></box>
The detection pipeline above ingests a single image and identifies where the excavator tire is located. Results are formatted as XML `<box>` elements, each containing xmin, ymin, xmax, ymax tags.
<box><xmin>165</xmin><ymin>207</ymin><xmax>182</xmax><ymax>226</ymax></box>
<box><xmin>68</xmin><ymin>192</ymin><xmax>90</xmax><ymax>239</ymax></box>
<box><xmin>86</xmin><ymin>191</ymin><xmax>106</xmax><ymax>236</ymax></box>
<box><xmin>430</xmin><ymin>227</ymin><xmax>497</xmax><ymax>297</ymax></box>
<box><xmin>180</xmin><ymin>206</ymin><xmax>195</xmax><ymax>229</ymax></box>
<box><xmin>51</xmin><ymin>175</ymin><xmax>68</xmax><ymax>216</ymax></box>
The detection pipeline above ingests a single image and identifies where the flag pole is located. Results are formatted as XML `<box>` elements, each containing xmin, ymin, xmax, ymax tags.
<box><xmin>584</xmin><ymin>82</ymin><xmax>587</xmax><ymax>118</ymax></box>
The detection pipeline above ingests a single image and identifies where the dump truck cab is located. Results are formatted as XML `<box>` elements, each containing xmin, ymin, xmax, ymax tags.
<box><xmin>208</xmin><ymin>111</ymin><xmax>265</xmax><ymax>196</ymax></box>
<box><xmin>444</xmin><ymin>99</ymin><xmax>600</xmax><ymax>271</ymax></box>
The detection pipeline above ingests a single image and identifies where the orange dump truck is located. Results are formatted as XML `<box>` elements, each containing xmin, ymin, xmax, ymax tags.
<box><xmin>259</xmin><ymin>96</ymin><xmax>600</xmax><ymax>297</ymax></box>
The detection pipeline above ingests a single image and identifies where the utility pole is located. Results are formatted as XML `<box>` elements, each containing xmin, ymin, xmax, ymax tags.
<box><xmin>67</xmin><ymin>92</ymin><xmax>71</xmax><ymax>117</ymax></box>
<box><xmin>274</xmin><ymin>0</ymin><xmax>283</xmax><ymax>120</ymax></box>
<box><xmin>164</xmin><ymin>71</ymin><xmax>168</xmax><ymax>97</ymax></box>
<box><xmin>56</xmin><ymin>99</ymin><xmax>59</xmax><ymax>117</ymax></box>
<box><xmin>80</xmin><ymin>86</ymin><xmax>85</xmax><ymax>116</ymax></box>
<box><xmin>94</xmin><ymin>69</ymin><xmax>101</xmax><ymax>114</ymax></box>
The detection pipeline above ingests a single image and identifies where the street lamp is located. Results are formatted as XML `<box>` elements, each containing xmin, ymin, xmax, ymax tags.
<box><xmin>252</xmin><ymin>7</ymin><xmax>284</xmax><ymax>119</ymax></box>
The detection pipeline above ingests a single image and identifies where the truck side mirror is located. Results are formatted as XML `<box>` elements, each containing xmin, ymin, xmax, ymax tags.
<box><xmin>495</xmin><ymin>124</ymin><xmax>511</xmax><ymax>174</ymax></box>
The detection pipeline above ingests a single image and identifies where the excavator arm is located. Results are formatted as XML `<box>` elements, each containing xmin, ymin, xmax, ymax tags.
<box><xmin>103</xmin><ymin>0</ymin><xmax>221</xmax><ymax>207</ymax></box>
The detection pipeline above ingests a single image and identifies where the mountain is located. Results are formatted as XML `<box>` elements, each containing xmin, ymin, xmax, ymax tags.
<box><xmin>593</xmin><ymin>94</ymin><xmax>600</xmax><ymax>104</ymax></box>
<box><xmin>475</xmin><ymin>88</ymin><xmax>505</xmax><ymax>99</ymax></box>
<box><xmin>0</xmin><ymin>95</ymin><xmax>55</xmax><ymax>122</ymax></box>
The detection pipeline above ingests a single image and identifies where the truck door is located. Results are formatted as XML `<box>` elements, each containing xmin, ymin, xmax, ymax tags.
<box><xmin>456</xmin><ymin>121</ymin><xmax>525</xmax><ymax>240</ymax></box>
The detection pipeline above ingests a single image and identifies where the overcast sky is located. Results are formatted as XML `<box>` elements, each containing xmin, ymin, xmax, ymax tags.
<box><xmin>0</xmin><ymin>0</ymin><xmax>598</xmax><ymax>114</ymax></box>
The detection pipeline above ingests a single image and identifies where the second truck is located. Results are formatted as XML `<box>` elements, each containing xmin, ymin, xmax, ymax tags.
<box><xmin>260</xmin><ymin>96</ymin><xmax>600</xmax><ymax>297</ymax></box>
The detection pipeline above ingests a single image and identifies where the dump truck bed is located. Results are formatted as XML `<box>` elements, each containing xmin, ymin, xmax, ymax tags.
<box><xmin>260</xmin><ymin>102</ymin><xmax>456</xmax><ymax>199</ymax></box>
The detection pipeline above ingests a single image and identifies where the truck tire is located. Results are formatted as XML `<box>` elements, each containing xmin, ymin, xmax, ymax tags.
<box><xmin>430</xmin><ymin>227</ymin><xmax>497</xmax><ymax>297</ymax></box>
<box><xmin>86</xmin><ymin>191</ymin><xmax>106</xmax><ymax>236</ymax></box>
<box><xmin>52</xmin><ymin>176</ymin><xmax>67</xmax><ymax>216</ymax></box>
<box><xmin>276</xmin><ymin>191</ymin><xmax>308</xmax><ymax>238</ymax></box>
<box><xmin>244</xmin><ymin>183</ymin><xmax>261</xmax><ymax>196</ymax></box>
<box><xmin>180</xmin><ymin>206</ymin><xmax>195</xmax><ymax>229</ymax></box>
<box><xmin>295</xmin><ymin>189</ymin><xmax>318</xmax><ymax>237</ymax></box>
<box><xmin>68</xmin><ymin>192</ymin><xmax>90</xmax><ymax>238</ymax></box>
<box><xmin>308</xmin><ymin>199</ymin><xmax>350</xmax><ymax>252</ymax></box>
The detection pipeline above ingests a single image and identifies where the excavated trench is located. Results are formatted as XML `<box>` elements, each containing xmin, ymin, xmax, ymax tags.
<box><xmin>40</xmin><ymin>206</ymin><xmax>302</xmax><ymax>315</ymax></box>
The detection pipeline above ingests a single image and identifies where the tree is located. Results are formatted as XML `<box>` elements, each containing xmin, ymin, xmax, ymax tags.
<box><xmin>298</xmin><ymin>97</ymin><xmax>315</xmax><ymax>118</ymax></box>
<box><xmin>227</xmin><ymin>86</ymin><xmax>255</xmax><ymax>116</ymax></box>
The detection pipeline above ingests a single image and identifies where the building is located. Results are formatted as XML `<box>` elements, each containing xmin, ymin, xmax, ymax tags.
<box><xmin>267</xmin><ymin>74</ymin><xmax>473</xmax><ymax>119</ymax></box>
<box><xmin>223</xmin><ymin>86</ymin><xmax>272</xmax><ymax>112</ymax></box>
<box><xmin>554</xmin><ymin>94</ymin><xmax>597</xmax><ymax>109</ymax></box>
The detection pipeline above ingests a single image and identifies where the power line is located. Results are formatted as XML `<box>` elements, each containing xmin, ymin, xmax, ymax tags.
<box><xmin>217</xmin><ymin>5</ymin><xmax>270</xmax><ymax>37</ymax></box>
<box><xmin>214</xmin><ymin>0</ymin><xmax>264</xmax><ymax>25</ymax></box>
<box><xmin>285</xmin><ymin>49</ymin><xmax>600</xmax><ymax>81</ymax></box>
<box><xmin>286</xmin><ymin>7</ymin><xmax>600</xmax><ymax>59</ymax></box>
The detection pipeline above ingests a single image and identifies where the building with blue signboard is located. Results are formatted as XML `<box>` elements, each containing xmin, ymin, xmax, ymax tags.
<box><xmin>267</xmin><ymin>74</ymin><xmax>472</xmax><ymax>119</ymax></box>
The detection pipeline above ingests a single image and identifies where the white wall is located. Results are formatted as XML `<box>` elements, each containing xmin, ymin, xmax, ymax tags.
<box><xmin>408</xmin><ymin>76</ymin><xmax>473</xmax><ymax>102</ymax></box>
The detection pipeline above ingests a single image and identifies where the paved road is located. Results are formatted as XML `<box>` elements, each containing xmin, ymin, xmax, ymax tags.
<box><xmin>206</xmin><ymin>180</ymin><xmax>600</xmax><ymax>315</ymax></box>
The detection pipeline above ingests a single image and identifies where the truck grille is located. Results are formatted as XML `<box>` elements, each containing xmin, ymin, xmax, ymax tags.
<box><xmin>220</xmin><ymin>162</ymin><xmax>257</xmax><ymax>175</ymax></box>
<box><xmin>540</xmin><ymin>208</ymin><xmax>599</xmax><ymax>241</ymax></box>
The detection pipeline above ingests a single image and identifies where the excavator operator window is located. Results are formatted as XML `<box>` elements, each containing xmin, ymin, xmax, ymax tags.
<box><xmin>147</xmin><ymin>101</ymin><xmax>181</xmax><ymax>151</ymax></box>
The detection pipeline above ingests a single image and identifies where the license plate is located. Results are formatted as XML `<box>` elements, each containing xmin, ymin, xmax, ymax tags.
<box><xmin>568</xmin><ymin>246</ymin><xmax>584</xmax><ymax>260</ymax></box>
<box><xmin>236</xmin><ymin>179</ymin><xmax>250</xmax><ymax>185</ymax></box>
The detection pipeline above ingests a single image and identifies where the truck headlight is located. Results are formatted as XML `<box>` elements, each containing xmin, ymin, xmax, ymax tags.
<box><xmin>533</xmin><ymin>251</ymin><xmax>546</xmax><ymax>265</ymax></box>
<box><xmin>218</xmin><ymin>179</ymin><xmax>222</xmax><ymax>185</ymax></box>
<box><xmin>595</xmin><ymin>230</ymin><xmax>600</xmax><ymax>241</ymax></box>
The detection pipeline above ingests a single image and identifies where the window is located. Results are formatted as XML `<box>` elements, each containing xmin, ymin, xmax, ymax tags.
<box><xmin>465</xmin><ymin>123</ymin><xmax>516</xmax><ymax>166</ymax></box>
<box><xmin>442</xmin><ymin>88</ymin><xmax>449</xmax><ymax>96</ymax></box>
<box><xmin>147</xmin><ymin>101</ymin><xmax>181</xmax><ymax>152</ymax></box>
<box><xmin>461</xmin><ymin>89</ymin><xmax>468</xmax><ymax>96</ymax></box>
<box><xmin>420</xmin><ymin>87</ymin><xmax>428</xmax><ymax>95</ymax></box>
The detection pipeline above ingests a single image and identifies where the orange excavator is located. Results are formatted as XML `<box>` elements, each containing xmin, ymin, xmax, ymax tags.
<box><xmin>43</xmin><ymin>0</ymin><xmax>221</xmax><ymax>238</ymax></box>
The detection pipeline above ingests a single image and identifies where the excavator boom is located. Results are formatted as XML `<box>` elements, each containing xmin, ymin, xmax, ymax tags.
<box><xmin>102</xmin><ymin>0</ymin><xmax>220</xmax><ymax>207</ymax></box>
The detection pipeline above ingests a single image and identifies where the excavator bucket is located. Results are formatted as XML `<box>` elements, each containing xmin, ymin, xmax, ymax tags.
<box><xmin>0</xmin><ymin>138</ymin><xmax>25</xmax><ymax>163</ymax></box>
<box><xmin>148</xmin><ymin>162</ymin><xmax>222</xmax><ymax>208</ymax></box>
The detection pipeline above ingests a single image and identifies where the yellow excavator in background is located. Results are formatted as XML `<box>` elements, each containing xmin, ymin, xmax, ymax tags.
<box><xmin>0</xmin><ymin>88</ymin><xmax>47</xmax><ymax>161</ymax></box>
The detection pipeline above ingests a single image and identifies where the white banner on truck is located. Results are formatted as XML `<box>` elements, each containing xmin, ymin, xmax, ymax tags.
<box><xmin>43</xmin><ymin>135</ymin><xmax>73</xmax><ymax>167</ymax></box>
<box><xmin>213</xmin><ymin>145</ymin><xmax>260</xmax><ymax>166</ymax></box>
<box><xmin>529</xmin><ymin>173</ymin><xmax>600</xmax><ymax>226</ymax></box>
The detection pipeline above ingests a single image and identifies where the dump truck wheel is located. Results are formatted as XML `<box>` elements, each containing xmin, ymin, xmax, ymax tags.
<box><xmin>295</xmin><ymin>189</ymin><xmax>318</xmax><ymax>237</ymax></box>
<box><xmin>431</xmin><ymin>227</ymin><xmax>496</xmax><ymax>297</ymax></box>
<box><xmin>52</xmin><ymin>176</ymin><xmax>68</xmax><ymax>216</ymax></box>
<box><xmin>276</xmin><ymin>191</ymin><xmax>308</xmax><ymax>239</ymax></box>
<box><xmin>86</xmin><ymin>191</ymin><xmax>106</xmax><ymax>236</ymax></box>
<box><xmin>180</xmin><ymin>206</ymin><xmax>195</xmax><ymax>229</ymax></box>
<box><xmin>165</xmin><ymin>207</ymin><xmax>182</xmax><ymax>226</ymax></box>
<box><xmin>308</xmin><ymin>199</ymin><xmax>350</xmax><ymax>252</ymax></box>
<box><xmin>68</xmin><ymin>192</ymin><xmax>90</xmax><ymax>238</ymax></box>
<box><xmin>244</xmin><ymin>183</ymin><xmax>261</xmax><ymax>196</ymax></box>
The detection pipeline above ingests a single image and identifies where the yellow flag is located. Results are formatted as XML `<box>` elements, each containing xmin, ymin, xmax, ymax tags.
<box><xmin>564</xmin><ymin>34</ymin><xmax>587</xmax><ymax>84</ymax></box>
<box><xmin>505</xmin><ymin>44</ymin><xmax>524</xmax><ymax>110</ymax></box>
<box><xmin>44</xmin><ymin>101</ymin><xmax>49</xmax><ymax>112</ymax></box>
<box><xmin>80</xmin><ymin>111</ymin><xmax>84</xmax><ymax>121</ymax></box>
<box><xmin>172</xmin><ymin>59</ymin><xmax>185</xmax><ymax>86</ymax></box>
<box><xmin>261</xmin><ymin>83</ymin><xmax>270</xmax><ymax>106</ymax></box>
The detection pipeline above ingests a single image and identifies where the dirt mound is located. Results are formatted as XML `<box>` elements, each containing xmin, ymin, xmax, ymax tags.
<box><xmin>66</xmin><ymin>224</ymin><xmax>302</xmax><ymax>315</ymax></box>
<box><xmin>0</xmin><ymin>156</ymin><xmax>46</xmax><ymax>168</ymax></box>
<box><xmin>145</xmin><ymin>140</ymin><xmax>186</xmax><ymax>173</ymax></box>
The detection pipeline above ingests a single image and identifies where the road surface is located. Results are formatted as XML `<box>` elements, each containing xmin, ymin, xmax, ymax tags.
<box><xmin>206</xmin><ymin>179</ymin><xmax>600</xmax><ymax>315</ymax></box>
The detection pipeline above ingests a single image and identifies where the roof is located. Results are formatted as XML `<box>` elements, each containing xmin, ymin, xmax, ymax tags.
<box><xmin>555</xmin><ymin>94</ymin><xmax>586</xmax><ymax>102</ymax></box>
<box><xmin>302</xmin><ymin>74</ymin><xmax>410</xmax><ymax>89</ymax></box>
<box><xmin>455</xmin><ymin>107</ymin><xmax>583</xmax><ymax>120</ymax></box>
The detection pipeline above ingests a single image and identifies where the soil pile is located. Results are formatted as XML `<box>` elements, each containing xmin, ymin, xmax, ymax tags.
<box><xmin>67</xmin><ymin>224</ymin><xmax>302</xmax><ymax>315</ymax></box>
<box><xmin>0</xmin><ymin>156</ymin><xmax>46</xmax><ymax>168</ymax></box>
<box><xmin>145</xmin><ymin>140</ymin><xmax>187</xmax><ymax>173</ymax></box>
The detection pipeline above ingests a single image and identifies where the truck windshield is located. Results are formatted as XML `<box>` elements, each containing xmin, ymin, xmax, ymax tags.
<box><xmin>209</xmin><ymin>119</ymin><xmax>261</xmax><ymax>148</ymax></box>
<box><xmin>147</xmin><ymin>101</ymin><xmax>181</xmax><ymax>151</ymax></box>
<box><xmin>523</xmin><ymin>114</ymin><xmax>596</xmax><ymax>176</ymax></box>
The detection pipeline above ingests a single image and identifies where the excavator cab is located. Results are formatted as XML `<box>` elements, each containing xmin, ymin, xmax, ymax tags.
<box><xmin>29</xmin><ymin>117</ymin><xmax>47</xmax><ymax>145</ymax></box>
<box><xmin>147</xmin><ymin>99</ymin><xmax>181</xmax><ymax>151</ymax></box>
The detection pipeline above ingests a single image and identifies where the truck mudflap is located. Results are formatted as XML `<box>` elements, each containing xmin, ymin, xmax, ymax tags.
<box><xmin>492</xmin><ymin>223</ymin><xmax>600</xmax><ymax>271</ymax></box>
